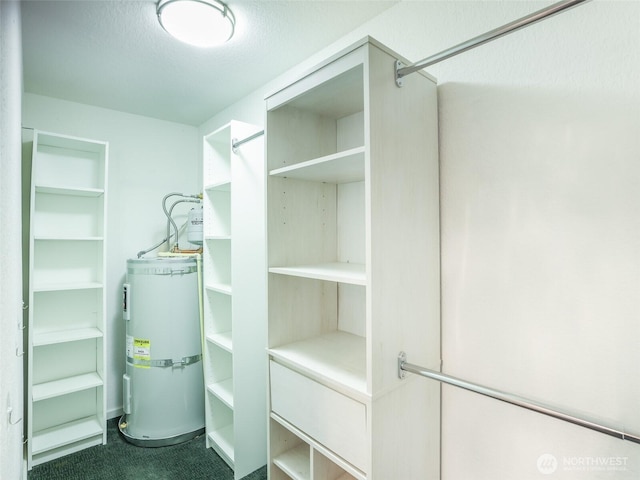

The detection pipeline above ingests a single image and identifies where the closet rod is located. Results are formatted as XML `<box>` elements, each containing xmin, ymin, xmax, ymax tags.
<box><xmin>397</xmin><ymin>352</ymin><xmax>640</xmax><ymax>445</ymax></box>
<box><xmin>394</xmin><ymin>0</ymin><xmax>590</xmax><ymax>86</ymax></box>
<box><xmin>231</xmin><ymin>129</ymin><xmax>264</xmax><ymax>152</ymax></box>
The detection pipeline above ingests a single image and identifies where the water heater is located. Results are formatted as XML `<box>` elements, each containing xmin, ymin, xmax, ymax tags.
<box><xmin>120</xmin><ymin>256</ymin><xmax>204</xmax><ymax>446</ymax></box>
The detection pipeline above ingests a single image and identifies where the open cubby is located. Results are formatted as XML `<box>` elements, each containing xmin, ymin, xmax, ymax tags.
<box><xmin>204</xmin><ymin>185</ymin><xmax>231</xmax><ymax>238</ymax></box>
<box><xmin>32</xmin><ymin>389</ymin><xmax>100</xmax><ymax>433</ymax></box>
<box><xmin>32</xmin><ymin>338</ymin><xmax>101</xmax><ymax>385</ymax></box>
<box><xmin>270</xmin><ymin>418</ymin><xmax>310</xmax><ymax>480</ymax></box>
<box><xmin>266</xmin><ymin>66</ymin><xmax>364</xmax><ymax>171</ymax></box>
<box><xmin>31</xmin><ymin>287</ymin><xmax>103</xmax><ymax>337</ymax></box>
<box><xmin>204</xmin><ymin>238</ymin><xmax>231</xmax><ymax>287</ymax></box>
<box><xmin>32</xmin><ymin>239</ymin><xmax>103</xmax><ymax>288</ymax></box>
<box><xmin>204</xmin><ymin>287</ymin><xmax>232</xmax><ymax>335</ymax></box>
<box><xmin>204</xmin><ymin>128</ymin><xmax>231</xmax><ymax>186</ymax></box>
<box><xmin>33</xmin><ymin>133</ymin><xmax>106</xmax><ymax>191</ymax></box>
<box><xmin>206</xmin><ymin>395</ymin><xmax>235</xmax><ymax>467</ymax></box>
<box><xmin>33</xmin><ymin>191</ymin><xmax>104</xmax><ymax>238</ymax></box>
<box><xmin>270</xmin><ymin>415</ymin><xmax>365</xmax><ymax>480</ymax></box>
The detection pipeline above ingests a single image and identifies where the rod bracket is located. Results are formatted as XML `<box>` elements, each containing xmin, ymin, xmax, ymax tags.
<box><xmin>398</xmin><ymin>351</ymin><xmax>407</xmax><ymax>379</ymax></box>
<box><xmin>394</xmin><ymin>60</ymin><xmax>405</xmax><ymax>88</ymax></box>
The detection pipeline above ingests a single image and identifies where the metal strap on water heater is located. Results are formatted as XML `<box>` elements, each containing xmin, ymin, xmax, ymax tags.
<box><xmin>126</xmin><ymin>264</ymin><xmax>198</xmax><ymax>275</ymax></box>
<box><xmin>126</xmin><ymin>353</ymin><xmax>202</xmax><ymax>368</ymax></box>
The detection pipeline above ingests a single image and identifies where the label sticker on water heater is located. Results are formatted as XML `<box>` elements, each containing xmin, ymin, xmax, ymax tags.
<box><xmin>132</xmin><ymin>337</ymin><xmax>151</xmax><ymax>368</ymax></box>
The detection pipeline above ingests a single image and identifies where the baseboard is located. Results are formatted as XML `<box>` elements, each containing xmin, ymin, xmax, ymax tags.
<box><xmin>107</xmin><ymin>406</ymin><xmax>124</xmax><ymax>420</ymax></box>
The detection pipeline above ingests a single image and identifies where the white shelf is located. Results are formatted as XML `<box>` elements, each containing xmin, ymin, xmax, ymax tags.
<box><xmin>269</xmin><ymin>147</ymin><xmax>365</xmax><ymax>184</ymax></box>
<box><xmin>208</xmin><ymin>424</ymin><xmax>235</xmax><ymax>464</ymax></box>
<box><xmin>203</xmin><ymin>121</ymin><xmax>267</xmax><ymax>479</ymax></box>
<box><xmin>269</xmin><ymin>262</ymin><xmax>365</xmax><ymax>285</ymax></box>
<box><xmin>34</xmin><ymin>236</ymin><xmax>104</xmax><ymax>242</ymax></box>
<box><xmin>207</xmin><ymin>378</ymin><xmax>234</xmax><ymax>409</ymax></box>
<box><xmin>273</xmin><ymin>443</ymin><xmax>310</xmax><ymax>480</ymax></box>
<box><xmin>206</xmin><ymin>331</ymin><xmax>233</xmax><ymax>352</ymax></box>
<box><xmin>33</xmin><ymin>372</ymin><xmax>103</xmax><ymax>402</ymax></box>
<box><xmin>33</xmin><ymin>327</ymin><xmax>103</xmax><ymax>346</ymax></box>
<box><xmin>28</xmin><ymin>130</ymin><xmax>108</xmax><ymax>469</ymax></box>
<box><xmin>33</xmin><ymin>282</ymin><xmax>103</xmax><ymax>293</ymax></box>
<box><xmin>205</xmin><ymin>282</ymin><xmax>232</xmax><ymax>295</ymax></box>
<box><xmin>204</xmin><ymin>180</ymin><xmax>231</xmax><ymax>191</ymax></box>
<box><xmin>269</xmin><ymin>331</ymin><xmax>366</xmax><ymax>397</ymax></box>
<box><xmin>266</xmin><ymin>39</ymin><xmax>441</xmax><ymax>479</ymax></box>
<box><xmin>35</xmin><ymin>185</ymin><xmax>104</xmax><ymax>197</ymax></box>
<box><xmin>32</xmin><ymin>416</ymin><xmax>103</xmax><ymax>455</ymax></box>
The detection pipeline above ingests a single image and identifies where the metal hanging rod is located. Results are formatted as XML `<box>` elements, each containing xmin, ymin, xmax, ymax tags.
<box><xmin>231</xmin><ymin>129</ymin><xmax>264</xmax><ymax>152</ymax></box>
<box><xmin>397</xmin><ymin>352</ymin><xmax>640</xmax><ymax>444</ymax></box>
<box><xmin>395</xmin><ymin>0</ymin><xmax>590</xmax><ymax>87</ymax></box>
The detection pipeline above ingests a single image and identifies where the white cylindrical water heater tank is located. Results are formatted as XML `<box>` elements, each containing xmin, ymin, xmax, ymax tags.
<box><xmin>120</xmin><ymin>257</ymin><xmax>204</xmax><ymax>446</ymax></box>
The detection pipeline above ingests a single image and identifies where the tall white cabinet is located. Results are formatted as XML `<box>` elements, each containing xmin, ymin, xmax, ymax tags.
<box><xmin>27</xmin><ymin>131</ymin><xmax>108</xmax><ymax>468</ymax></box>
<box><xmin>266</xmin><ymin>38</ymin><xmax>441</xmax><ymax>479</ymax></box>
<box><xmin>202</xmin><ymin>121</ymin><xmax>267</xmax><ymax>479</ymax></box>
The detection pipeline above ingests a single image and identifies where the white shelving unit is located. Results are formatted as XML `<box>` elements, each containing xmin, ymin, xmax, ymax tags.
<box><xmin>27</xmin><ymin>131</ymin><xmax>108</xmax><ymax>469</ymax></box>
<box><xmin>202</xmin><ymin>121</ymin><xmax>267</xmax><ymax>479</ymax></box>
<box><xmin>266</xmin><ymin>37</ymin><xmax>441</xmax><ymax>479</ymax></box>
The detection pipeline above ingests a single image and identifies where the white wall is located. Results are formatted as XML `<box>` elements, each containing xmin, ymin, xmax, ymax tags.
<box><xmin>1</xmin><ymin>2</ymin><xmax>25</xmax><ymax>479</ymax></box>
<box><xmin>200</xmin><ymin>1</ymin><xmax>640</xmax><ymax>478</ymax></box>
<box><xmin>22</xmin><ymin>94</ymin><xmax>200</xmax><ymax>419</ymax></box>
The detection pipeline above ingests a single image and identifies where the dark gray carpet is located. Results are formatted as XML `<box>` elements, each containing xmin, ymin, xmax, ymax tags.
<box><xmin>28</xmin><ymin>418</ymin><xmax>267</xmax><ymax>480</ymax></box>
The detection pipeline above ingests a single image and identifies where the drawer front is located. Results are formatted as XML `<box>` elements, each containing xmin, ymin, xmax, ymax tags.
<box><xmin>270</xmin><ymin>361</ymin><xmax>367</xmax><ymax>471</ymax></box>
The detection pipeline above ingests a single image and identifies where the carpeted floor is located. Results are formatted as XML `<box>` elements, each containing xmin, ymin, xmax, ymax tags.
<box><xmin>28</xmin><ymin>418</ymin><xmax>267</xmax><ymax>480</ymax></box>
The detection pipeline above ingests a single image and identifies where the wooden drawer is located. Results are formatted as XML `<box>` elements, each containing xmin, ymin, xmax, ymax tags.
<box><xmin>270</xmin><ymin>361</ymin><xmax>367</xmax><ymax>471</ymax></box>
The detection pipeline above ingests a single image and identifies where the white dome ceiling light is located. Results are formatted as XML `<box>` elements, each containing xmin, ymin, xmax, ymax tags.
<box><xmin>157</xmin><ymin>0</ymin><xmax>235</xmax><ymax>47</ymax></box>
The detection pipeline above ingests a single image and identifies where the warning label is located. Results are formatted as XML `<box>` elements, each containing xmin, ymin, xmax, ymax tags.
<box><xmin>127</xmin><ymin>335</ymin><xmax>151</xmax><ymax>368</ymax></box>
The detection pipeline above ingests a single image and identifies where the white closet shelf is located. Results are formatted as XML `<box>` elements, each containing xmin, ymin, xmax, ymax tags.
<box><xmin>31</xmin><ymin>416</ymin><xmax>103</xmax><ymax>455</ymax></box>
<box><xmin>204</xmin><ymin>235</ymin><xmax>231</xmax><ymax>241</ymax></box>
<box><xmin>33</xmin><ymin>327</ymin><xmax>103</xmax><ymax>346</ymax></box>
<box><xmin>33</xmin><ymin>372</ymin><xmax>103</xmax><ymax>402</ymax></box>
<box><xmin>269</xmin><ymin>262</ymin><xmax>365</xmax><ymax>285</ymax></box>
<box><xmin>206</xmin><ymin>331</ymin><xmax>233</xmax><ymax>352</ymax></box>
<box><xmin>205</xmin><ymin>283</ymin><xmax>232</xmax><ymax>295</ymax></box>
<box><xmin>207</xmin><ymin>378</ymin><xmax>234</xmax><ymax>409</ymax></box>
<box><xmin>269</xmin><ymin>147</ymin><xmax>365</xmax><ymax>184</ymax></box>
<box><xmin>34</xmin><ymin>236</ymin><xmax>104</xmax><ymax>241</ymax></box>
<box><xmin>208</xmin><ymin>424</ymin><xmax>235</xmax><ymax>464</ymax></box>
<box><xmin>28</xmin><ymin>130</ymin><xmax>108</xmax><ymax>468</ymax></box>
<box><xmin>35</xmin><ymin>185</ymin><xmax>104</xmax><ymax>197</ymax></box>
<box><xmin>204</xmin><ymin>180</ymin><xmax>231</xmax><ymax>191</ymax></box>
<box><xmin>33</xmin><ymin>282</ymin><xmax>103</xmax><ymax>293</ymax></box>
<box><xmin>273</xmin><ymin>442</ymin><xmax>310</xmax><ymax>480</ymax></box>
<box><xmin>269</xmin><ymin>331</ymin><xmax>366</xmax><ymax>397</ymax></box>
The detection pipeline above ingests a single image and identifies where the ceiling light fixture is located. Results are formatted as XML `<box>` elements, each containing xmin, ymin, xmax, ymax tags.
<box><xmin>157</xmin><ymin>0</ymin><xmax>235</xmax><ymax>48</ymax></box>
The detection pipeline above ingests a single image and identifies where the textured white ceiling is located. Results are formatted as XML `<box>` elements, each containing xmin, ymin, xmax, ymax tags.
<box><xmin>21</xmin><ymin>0</ymin><xmax>397</xmax><ymax>126</ymax></box>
